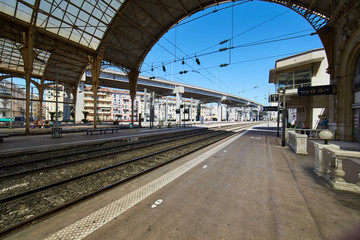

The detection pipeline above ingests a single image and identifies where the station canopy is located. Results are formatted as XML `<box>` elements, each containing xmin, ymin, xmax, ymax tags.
<box><xmin>0</xmin><ymin>0</ymin><xmax>331</xmax><ymax>87</ymax></box>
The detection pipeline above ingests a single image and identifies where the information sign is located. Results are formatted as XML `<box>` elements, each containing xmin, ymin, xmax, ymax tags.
<box><xmin>298</xmin><ymin>85</ymin><xmax>336</xmax><ymax>96</ymax></box>
<box><xmin>269</xmin><ymin>94</ymin><xmax>279</xmax><ymax>102</ymax></box>
<box><xmin>262</xmin><ymin>106</ymin><xmax>278</xmax><ymax>111</ymax></box>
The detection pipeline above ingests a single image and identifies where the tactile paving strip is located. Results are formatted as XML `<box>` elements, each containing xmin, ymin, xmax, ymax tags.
<box><xmin>45</xmin><ymin>130</ymin><xmax>249</xmax><ymax>240</ymax></box>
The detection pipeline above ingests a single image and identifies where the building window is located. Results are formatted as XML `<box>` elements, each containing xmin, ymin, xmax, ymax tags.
<box><xmin>277</xmin><ymin>68</ymin><xmax>312</xmax><ymax>90</ymax></box>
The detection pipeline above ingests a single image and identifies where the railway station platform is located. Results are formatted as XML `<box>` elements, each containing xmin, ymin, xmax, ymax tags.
<box><xmin>0</xmin><ymin>122</ymin><xmax>229</xmax><ymax>155</ymax></box>
<box><xmin>2</xmin><ymin>122</ymin><xmax>360</xmax><ymax>240</ymax></box>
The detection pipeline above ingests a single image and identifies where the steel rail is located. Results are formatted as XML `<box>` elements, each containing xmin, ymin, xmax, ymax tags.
<box><xmin>0</xmin><ymin>129</ymin><xmax>211</xmax><ymax>179</ymax></box>
<box><xmin>0</xmin><ymin>130</ymin><xmax>233</xmax><ymax>204</ymax></box>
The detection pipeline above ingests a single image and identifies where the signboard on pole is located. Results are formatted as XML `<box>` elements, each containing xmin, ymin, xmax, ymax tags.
<box><xmin>297</xmin><ymin>85</ymin><xmax>336</xmax><ymax>96</ymax></box>
<box><xmin>262</xmin><ymin>106</ymin><xmax>278</xmax><ymax>111</ymax></box>
<box><xmin>268</xmin><ymin>94</ymin><xmax>279</xmax><ymax>102</ymax></box>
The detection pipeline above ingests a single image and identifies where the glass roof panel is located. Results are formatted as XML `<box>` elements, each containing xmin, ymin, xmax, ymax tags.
<box><xmin>69</xmin><ymin>31</ymin><xmax>81</xmax><ymax>43</ymax></box>
<box><xmin>0</xmin><ymin>0</ymin><xmax>124</xmax><ymax>50</ymax></box>
<box><xmin>0</xmin><ymin>0</ymin><xmax>16</xmax><ymax>16</ymax></box>
<box><xmin>90</xmin><ymin>38</ymin><xmax>100</xmax><ymax>50</ymax></box>
<box><xmin>94</xmin><ymin>28</ymin><xmax>105</xmax><ymax>39</ymax></box>
<box><xmin>0</xmin><ymin>38</ymin><xmax>50</xmax><ymax>76</ymax></box>
<box><xmin>52</xmin><ymin>6</ymin><xmax>65</xmax><ymax>20</ymax></box>
<box><xmin>80</xmin><ymin>32</ymin><xmax>92</xmax><ymax>47</ymax></box>
<box><xmin>36</xmin><ymin>12</ymin><xmax>48</xmax><ymax>28</ymax></box>
<box><xmin>82</xmin><ymin>1</ymin><xmax>93</xmax><ymax>13</ymax></box>
<box><xmin>47</xmin><ymin>17</ymin><xmax>61</xmax><ymax>35</ymax></box>
<box><xmin>33</xmin><ymin>49</ymin><xmax>51</xmax><ymax>76</ymax></box>
<box><xmin>35</xmin><ymin>0</ymin><xmax>123</xmax><ymax>50</ymax></box>
<box><xmin>58</xmin><ymin>23</ymin><xmax>72</xmax><ymax>39</ymax></box>
<box><xmin>15</xmin><ymin>2</ymin><xmax>32</xmax><ymax>22</ymax></box>
<box><xmin>0</xmin><ymin>38</ymin><xmax>24</xmax><ymax>73</ymax></box>
<box><xmin>78</xmin><ymin>10</ymin><xmax>90</xmax><ymax>23</ymax></box>
<box><xmin>23</xmin><ymin>0</ymin><xmax>35</xmax><ymax>5</ymax></box>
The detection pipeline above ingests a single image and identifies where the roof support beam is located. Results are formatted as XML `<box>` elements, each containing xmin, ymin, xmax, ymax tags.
<box><xmin>175</xmin><ymin>0</ymin><xmax>189</xmax><ymax>16</ymax></box>
<box><xmin>88</xmin><ymin>54</ymin><xmax>102</xmax><ymax>129</ymax></box>
<box><xmin>111</xmin><ymin>27</ymin><xmax>149</xmax><ymax>50</ymax></box>
<box><xmin>19</xmin><ymin>28</ymin><xmax>35</xmax><ymax>135</ymax></box>
<box><xmin>153</xmin><ymin>0</ymin><xmax>178</xmax><ymax>25</ymax></box>
<box><xmin>132</xmin><ymin>1</ymin><xmax>167</xmax><ymax>32</ymax></box>
<box><xmin>305</xmin><ymin>0</ymin><xmax>320</xmax><ymax>16</ymax></box>
<box><xmin>196</xmin><ymin>0</ymin><xmax>203</xmax><ymax>10</ymax></box>
<box><xmin>128</xmin><ymin>68</ymin><xmax>140</xmax><ymax>125</ymax></box>
<box><xmin>119</xmin><ymin>14</ymin><xmax>161</xmax><ymax>65</ymax></box>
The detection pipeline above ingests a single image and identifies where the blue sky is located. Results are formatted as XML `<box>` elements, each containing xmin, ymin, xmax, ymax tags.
<box><xmin>140</xmin><ymin>0</ymin><xmax>324</xmax><ymax>105</ymax></box>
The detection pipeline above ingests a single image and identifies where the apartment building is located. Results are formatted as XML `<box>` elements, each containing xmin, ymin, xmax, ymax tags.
<box><xmin>82</xmin><ymin>86</ymin><xmax>112</xmax><ymax>121</ymax></box>
<box><xmin>0</xmin><ymin>79</ymin><xmax>26</xmax><ymax>121</ymax></box>
<box><xmin>111</xmin><ymin>89</ymin><xmax>140</xmax><ymax>121</ymax></box>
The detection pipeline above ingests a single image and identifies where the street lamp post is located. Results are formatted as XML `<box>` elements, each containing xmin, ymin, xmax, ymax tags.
<box><xmin>54</xmin><ymin>71</ymin><xmax>60</xmax><ymax>138</ymax></box>
<box><xmin>281</xmin><ymin>89</ymin><xmax>286</xmax><ymax>147</ymax></box>
<box><xmin>9</xmin><ymin>77</ymin><xmax>13</xmax><ymax>129</ymax></box>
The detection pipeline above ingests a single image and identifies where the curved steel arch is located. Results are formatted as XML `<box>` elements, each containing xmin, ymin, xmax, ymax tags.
<box><xmin>0</xmin><ymin>0</ymin><xmax>332</xmax><ymax>86</ymax></box>
<box><xmin>103</xmin><ymin>0</ymin><xmax>330</xmax><ymax>73</ymax></box>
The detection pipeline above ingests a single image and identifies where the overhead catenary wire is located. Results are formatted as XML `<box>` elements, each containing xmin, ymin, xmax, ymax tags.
<box><xmin>142</xmin><ymin>32</ymin><xmax>314</xmax><ymax>72</ymax></box>
<box><xmin>172</xmin><ymin>0</ymin><xmax>252</xmax><ymax>29</ymax></box>
<box><xmin>141</xmin><ymin>2</ymin><xmax>314</xmax><ymax>96</ymax></box>
<box><xmin>141</xmin><ymin>32</ymin><xmax>314</xmax><ymax>95</ymax></box>
<box><xmin>143</xmin><ymin>3</ymin><xmax>294</xmax><ymax>72</ymax></box>
<box><xmin>142</xmin><ymin>50</ymin><xmax>310</xmax><ymax>79</ymax></box>
<box><xmin>196</xmin><ymin>9</ymin><xmax>291</xmax><ymax>55</ymax></box>
<box><xmin>143</xmin><ymin>0</ymin><xmax>281</xmax><ymax>93</ymax></box>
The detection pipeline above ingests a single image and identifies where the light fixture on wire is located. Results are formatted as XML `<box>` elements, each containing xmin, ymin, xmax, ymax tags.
<box><xmin>162</xmin><ymin>63</ymin><xmax>166</xmax><ymax>72</ymax></box>
<box><xmin>151</xmin><ymin>64</ymin><xmax>154</xmax><ymax>72</ymax></box>
<box><xmin>182</xmin><ymin>58</ymin><xmax>185</xmax><ymax>65</ymax></box>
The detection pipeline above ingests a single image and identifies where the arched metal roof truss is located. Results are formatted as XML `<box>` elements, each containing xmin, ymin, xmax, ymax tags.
<box><xmin>0</xmin><ymin>0</ymin><xmax>333</xmax><ymax>87</ymax></box>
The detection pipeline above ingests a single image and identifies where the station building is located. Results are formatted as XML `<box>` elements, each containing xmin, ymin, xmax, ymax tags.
<box><xmin>269</xmin><ymin>48</ymin><xmax>330</xmax><ymax>130</ymax></box>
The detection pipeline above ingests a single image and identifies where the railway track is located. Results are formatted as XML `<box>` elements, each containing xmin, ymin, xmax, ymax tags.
<box><xmin>0</xmin><ymin>122</ymin><xmax>261</xmax><ymax>236</ymax></box>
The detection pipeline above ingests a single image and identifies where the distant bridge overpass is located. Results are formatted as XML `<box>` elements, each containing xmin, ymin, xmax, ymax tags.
<box><xmin>85</xmin><ymin>69</ymin><xmax>261</xmax><ymax>108</ymax></box>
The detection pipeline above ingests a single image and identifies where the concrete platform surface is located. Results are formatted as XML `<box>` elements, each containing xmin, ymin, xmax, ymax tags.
<box><xmin>3</xmin><ymin>124</ymin><xmax>360</xmax><ymax>240</ymax></box>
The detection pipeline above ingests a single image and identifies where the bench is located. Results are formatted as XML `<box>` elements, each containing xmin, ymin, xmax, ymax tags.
<box><xmin>86</xmin><ymin>127</ymin><xmax>119</xmax><ymax>135</ymax></box>
<box><xmin>0</xmin><ymin>133</ymin><xmax>9</xmax><ymax>143</ymax></box>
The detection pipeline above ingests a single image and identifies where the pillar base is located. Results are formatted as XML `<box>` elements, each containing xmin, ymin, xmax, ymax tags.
<box><xmin>335</xmin><ymin>123</ymin><xmax>353</xmax><ymax>141</ymax></box>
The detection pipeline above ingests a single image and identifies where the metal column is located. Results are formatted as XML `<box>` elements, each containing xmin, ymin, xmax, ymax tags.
<box><xmin>143</xmin><ymin>88</ymin><xmax>147</xmax><ymax>122</ymax></box>
<box><xmin>165</xmin><ymin>97</ymin><xmax>168</xmax><ymax>122</ymax></box>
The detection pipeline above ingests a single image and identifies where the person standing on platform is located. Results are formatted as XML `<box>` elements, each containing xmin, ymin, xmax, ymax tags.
<box><xmin>321</xmin><ymin>117</ymin><xmax>329</xmax><ymax>129</ymax></box>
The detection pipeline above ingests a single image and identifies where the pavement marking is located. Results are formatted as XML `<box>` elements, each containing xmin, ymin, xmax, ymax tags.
<box><xmin>45</xmin><ymin>129</ymin><xmax>250</xmax><ymax>240</ymax></box>
<box><xmin>151</xmin><ymin>199</ymin><xmax>164</xmax><ymax>208</ymax></box>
